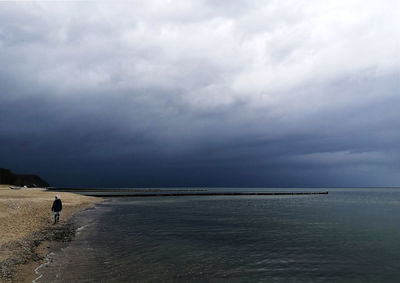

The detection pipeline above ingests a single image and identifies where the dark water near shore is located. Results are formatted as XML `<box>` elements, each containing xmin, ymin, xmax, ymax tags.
<box><xmin>36</xmin><ymin>188</ymin><xmax>400</xmax><ymax>282</ymax></box>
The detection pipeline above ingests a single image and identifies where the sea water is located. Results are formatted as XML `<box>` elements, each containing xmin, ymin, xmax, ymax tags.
<box><xmin>36</xmin><ymin>188</ymin><xmax>400</xmax><ymax>282</ymax></box>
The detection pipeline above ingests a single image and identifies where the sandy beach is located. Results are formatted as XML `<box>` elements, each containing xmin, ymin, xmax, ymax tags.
<box><xmin>0</xmin><ymin>184</ymin><xmax>103</xmax><ymax>282</ymax></box>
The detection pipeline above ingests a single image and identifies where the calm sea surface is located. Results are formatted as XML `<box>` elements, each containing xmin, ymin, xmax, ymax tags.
<box><xmin>36</xmin><ymin>188</ymin><xmax>400</xmax><ymax>282</ymax></box>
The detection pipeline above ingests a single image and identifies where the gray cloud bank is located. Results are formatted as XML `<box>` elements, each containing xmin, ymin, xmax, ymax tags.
<box><xmin>1</xmin><ymin>1</ymin><xmax>399</xmax><ymax>187</ymax></box>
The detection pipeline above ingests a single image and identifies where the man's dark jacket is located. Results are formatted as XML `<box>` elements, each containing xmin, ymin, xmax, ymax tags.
<box><xmin>52</xmin><ymin>199</ymin><xmax>62</xmax><ymax>212</ymax></box>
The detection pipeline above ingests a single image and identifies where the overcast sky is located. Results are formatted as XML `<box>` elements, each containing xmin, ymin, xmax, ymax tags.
<box><xmin>1</xmin><ymin>1</ymin><xmax>399</xmax><ymax>187</ymax></box>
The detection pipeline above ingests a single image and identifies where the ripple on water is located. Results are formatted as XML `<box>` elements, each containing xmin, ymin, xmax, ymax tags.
<box><xmin>37</xmin><ymin>190</ymin><xmax>400</xmax><ymax>282</ymax></box>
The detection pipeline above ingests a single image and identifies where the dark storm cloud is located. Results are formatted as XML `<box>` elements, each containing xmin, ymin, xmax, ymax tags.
<box><xmin>1</xmin><ymin>1</ymin><xmax>399</xmax><ymax>187</ymax></box>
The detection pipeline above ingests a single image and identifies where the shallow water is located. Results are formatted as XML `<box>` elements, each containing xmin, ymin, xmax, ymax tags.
<box><xmin>36</xmin><ymin>188</ymin><xmax>400</xmax><ymax>282</ymax></box>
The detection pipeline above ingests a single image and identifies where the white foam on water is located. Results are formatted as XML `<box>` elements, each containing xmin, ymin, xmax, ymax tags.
<box><xmin>76</xmin><ymin>224</ymin><xmax>91</xmax><ymax>235</ymax></box>
<box><xmin>32</xmin><ymin>252</ymin><xmax>55</xmax><ymax>283</ymax></box>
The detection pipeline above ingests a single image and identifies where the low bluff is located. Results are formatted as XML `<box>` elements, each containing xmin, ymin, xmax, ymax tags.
<box><xmin>0</xmin><ymin>168</ymin><xmax>50</xmax><ymax>187</ymax></box>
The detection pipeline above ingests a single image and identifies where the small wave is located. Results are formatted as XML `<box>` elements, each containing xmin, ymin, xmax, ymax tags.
<box><xmin>76</xmin><ymin>224</ymin><xmax>91</xmax><ymax>235</ymax></box>
<box><xmin>32</xmin><ymin>252</ymin><xmax>55</xmax><ymax>283</ymax></box>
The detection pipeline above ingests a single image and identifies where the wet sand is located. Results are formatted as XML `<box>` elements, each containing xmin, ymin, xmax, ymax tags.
<box><xmin>0</xmin><ymin>185</ymin><xmax>103</xmax><ymax>282</ymax></box>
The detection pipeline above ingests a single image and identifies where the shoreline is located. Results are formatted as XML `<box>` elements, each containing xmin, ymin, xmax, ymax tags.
<box><xmin>0</xmin><ymin>185</ymin><xmax>103</xmax><ymax>282</ymax></box>
<box><xmin>20</xmin><ymin>206</ymin><xmax>96</xmax><ymax>283</ymax></box>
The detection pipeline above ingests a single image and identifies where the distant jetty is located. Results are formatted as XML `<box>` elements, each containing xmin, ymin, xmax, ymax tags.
<box><xmin>46</xmin><ymin>187</ymin><xmax>328</xmax><ymax>197</ymax></box>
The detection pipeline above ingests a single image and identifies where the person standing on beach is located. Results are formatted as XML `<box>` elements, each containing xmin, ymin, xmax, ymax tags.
<box><xmin>51</xmin><ymin>195</ymin><xmax>62</xmax><ymax>224</ymax></box>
